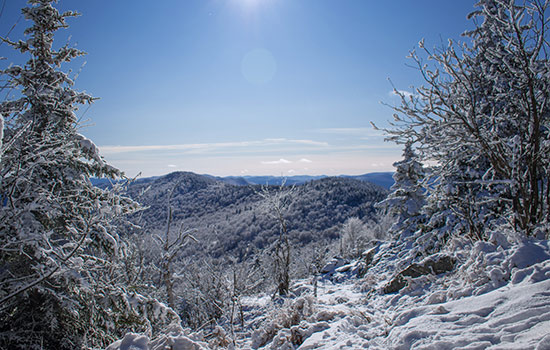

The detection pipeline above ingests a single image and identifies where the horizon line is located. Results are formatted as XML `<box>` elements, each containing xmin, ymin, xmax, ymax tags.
<box><xmin>116</xmin><ymin>169</ymin><xmax>395</xmax><ymax>179</ymax></box>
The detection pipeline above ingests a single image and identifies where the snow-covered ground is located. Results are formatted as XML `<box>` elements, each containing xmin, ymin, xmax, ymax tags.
<box><xmin>108</xmin><ymin>237</ymin><xmax>550</xmax><ymax>350</ymax></box>
<box><xmin>286</xmin><ymin>271</ymin><xmax>550</xmax><ymax>349</ymax></box>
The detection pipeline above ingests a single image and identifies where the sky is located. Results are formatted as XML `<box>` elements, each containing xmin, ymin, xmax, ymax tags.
<box><xmin>0</xmin><ymin>0</ymin><xmax>476</xmax><ymax>177</ymax></box>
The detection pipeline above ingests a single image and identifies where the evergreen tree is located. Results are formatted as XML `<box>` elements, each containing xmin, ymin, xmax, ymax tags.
<box><xmin>377</xmin><ymin>142</ymin><xmax>425</xmax><ymax>237</ymax></box>
<box><xmin>0</xmin><ymin>2</ymin><xmax>174</xmax><ymax>348</ymax></box>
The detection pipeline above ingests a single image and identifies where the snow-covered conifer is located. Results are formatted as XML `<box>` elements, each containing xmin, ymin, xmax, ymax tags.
<box><xmin>377</xmin><ymin>142</ymin><xmax>425</xmax><ymax>237</ymax></box>
<box><xmin>0</xmin><ymin>2</ymin><xmax>165</xmax><ymax>348</ymax></box>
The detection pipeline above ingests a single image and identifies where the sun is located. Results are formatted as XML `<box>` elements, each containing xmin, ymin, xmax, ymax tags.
<box><xmin>234</xmin><ymin>0</ymin><xmax>264</xmax><ymax>12</ymax></box>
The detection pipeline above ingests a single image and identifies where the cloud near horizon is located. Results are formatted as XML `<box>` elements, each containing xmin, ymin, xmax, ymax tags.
<box><xmin>261</xmin><ymin>158</ymin><xmax>292</xmax><ymax>165</ymax></box>
<box><xmin>99</xmin><ymin>138</ymin><xmax>329</xmax><ymax>155</ymax></box>
<box><xmin>97</xmin><ymin>136</ymin><xmax>401</xmax><ymax>177</ymax></box>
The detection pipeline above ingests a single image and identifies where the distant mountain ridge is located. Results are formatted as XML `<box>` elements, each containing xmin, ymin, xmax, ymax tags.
<box><xmin>91</xmin><ymin>172</ymin><xmax>395</xmax><ymax>189</ymax></box>
<box><xmin>212</xmin><ymin>172</ymin><xmax>395</xmax><ymax>189</ymax></box>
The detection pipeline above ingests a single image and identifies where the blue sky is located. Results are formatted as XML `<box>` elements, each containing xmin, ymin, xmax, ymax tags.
<box><xmin>1</xmin><ymin>0</ymin><xmax>475</xmax><ymax>177</ymax></box>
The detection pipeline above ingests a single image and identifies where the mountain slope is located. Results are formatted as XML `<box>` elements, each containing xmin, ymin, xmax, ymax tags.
<box><xmin>125</xmin><ymin>172</ymin><xmax>388</xmax><ymax>260</ymax></box>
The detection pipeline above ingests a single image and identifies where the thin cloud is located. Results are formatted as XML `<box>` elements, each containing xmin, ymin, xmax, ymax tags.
<box><xmin>261</xmin><ymin>158</ymin><xmax>292</xmax><ymax>165</ymax></box>
<box><xmin>299</xmin><ymin>158</ymin><xmax>313</xmax><ymax>163</ymax></box>
<box><xmin>99</xmin><ymin>142</ymin><xmax>254</xmax><ymax>154</ymax></box>
<box><xmin>264</xmin><ymin>138</ymin><xmax>286</xmax><ymax>142</ymax></box>
<box><xmin>99</xmin><ymin>138</ymin><xmax>328</xmax><ymax>155</ymax></box>
<box><xmin>291</xmin><ymin>139</ymin><xmax>329</xmax><ymax>147</ymax></box>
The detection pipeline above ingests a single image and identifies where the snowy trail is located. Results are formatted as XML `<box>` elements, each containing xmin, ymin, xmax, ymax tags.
<box><xmin>294</xmin><ymin>278</ymin><xmax>550</xmax><ymax>350</ymax></box>
<box><xmin>385</xmin><ymin>279</ymin><xmax>550</xmax><ymax>350</ymax></box>
<box><xmin>243</xmin><ymin>243</ymin><xmax>550</xmax><ymax>350</ymax></box>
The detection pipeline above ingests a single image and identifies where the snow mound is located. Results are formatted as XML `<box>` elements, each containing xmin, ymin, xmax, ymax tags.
<box><xmin>386</xmin><ymin>278</ymin><xmax>550</xmax><ymax>349</ymax></box>
<box><xmin>105</xmin><ymin>324</ymin><xmax>209</xmax><ymax>350</ymax></box>
<box><xmin>238</xmin><ymin>238</ymin><xmax>550</xmax><ymax>349</ymax></box>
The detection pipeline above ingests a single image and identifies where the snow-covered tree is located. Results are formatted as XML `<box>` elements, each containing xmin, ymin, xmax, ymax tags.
<box><xmin>154</xmin><ymin>183</ymin><xmax>197</xmax><ymax>310</ymax></box>
<box><xmin>0</xmin><ymin>2</ymin><xmax>169</xmax><ymax>348</ymax></box>
<box><xmin>257</xmin><ymin>181</ymin><xmax>295</xmax><ymax>296</ymax></box>
<box><xmin>379</xmin><ymin>0</ymin><xmax>550</xmax><ymax>239</ymax></box>
<box><xmin>377</xmin><ymin>142</ymin><xmax>425</xmax><ymax>237</ymax></box>
<box><xmin>340</xmin><ymin>217</ymin><xmax>368</xmax><ymax>259</ymax></box>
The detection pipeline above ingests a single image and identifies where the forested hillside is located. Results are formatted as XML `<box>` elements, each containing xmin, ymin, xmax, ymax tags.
<box><xmin>125</xmin><ymin>172</ymin><xmax>388</xmax><ymax>260</ymax></box>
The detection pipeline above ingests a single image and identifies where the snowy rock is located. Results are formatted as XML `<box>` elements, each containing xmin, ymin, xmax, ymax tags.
<box><xmin>362</xmin><ymin>245</ymin><xmax>378</xmax><ymax>265</ymax></box>
<box><xmin>290</xmin><ymin>321</ymin><xmax>330</xmax><ymax>346</ymax></box>
<box><xmin>329</xmin><ymin>259</ymin><xmax>372</xmax><ymax>282</ymax></box>
<box><xmin>384</xmin><ymin>254</ymin><xmax>456</xmax><ymax>294</ymax></box>
<box><xmin>321</xmin><ymin>257</ymin><xmax>348</xmax><ymax>276</ymax></box>
<box><xmin>354</xmin><ymin>244</ymin><xmax>381</xmax><ymax>278</ymax></box>
<box><xmin>106</xmin><ymin>333</ymin><xmax>149</xmax><ymax>350</ymax></box>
